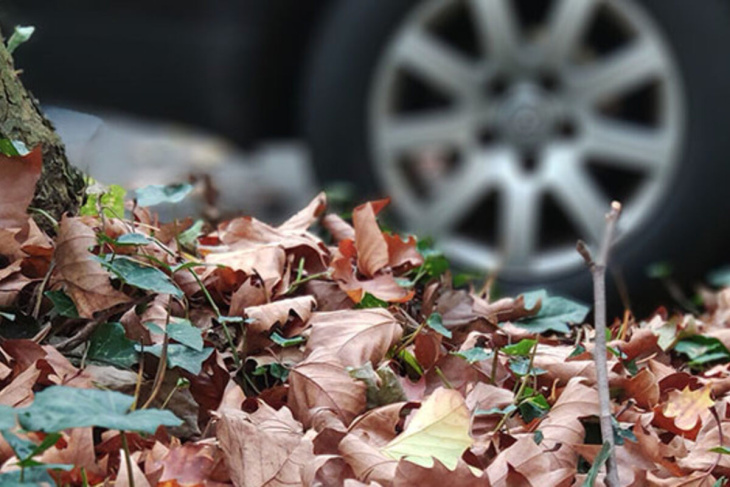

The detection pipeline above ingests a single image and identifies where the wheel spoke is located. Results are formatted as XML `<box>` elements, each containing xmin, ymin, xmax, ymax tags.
<box><xmin>418</xmin><ymin>148</ymin><xmax>510</xmax><ymax>234</ymax></box>
<box><xmin>499</xmin><ymin>176</ymin><xmax>541</xmax><ymax>266</ymax></box>
<box><xmin>380</xmin><ymin>111</ymin><xmax>472</xmax><ymax>153</ymax></box>
<box><xmin>583</xmin><ymin>117</ymin><xmax>671</xmax><ymax>171</ymax></box>
<box><xmin>395</xmin><ymin>28</ymin><xmax>478</xmax><ymax>98</ymax></box>
<box><xmin>467</xmin><ymin>0</ymin><xmax>522</xmax><ymax>66</ymax></box>
<box><xmin>568</xmin><ymin>39</ymin><xmax>665</xmax><ymax>103</ymax></box>
<box><xmin>546</xmin><ymin>149</ymin><xmax>609</xmax><ymax>243</ymax></box>
<box><xmin>544</xmin><ymin>0</ymin><xmax>599</xmax><ymax>67</ymax></box>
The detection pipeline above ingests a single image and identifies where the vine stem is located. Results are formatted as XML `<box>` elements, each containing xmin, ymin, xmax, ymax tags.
<box><xmin>577</xmin><ymin>201</ymin><xmax>622</xmax><ymax>487</ymax></box>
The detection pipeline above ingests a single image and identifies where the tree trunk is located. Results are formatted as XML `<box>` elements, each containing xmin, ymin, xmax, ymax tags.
<box><xmin>0</xmin><ymin>29</ymin><xmax>85</xmax><ymax>231</ymax></box>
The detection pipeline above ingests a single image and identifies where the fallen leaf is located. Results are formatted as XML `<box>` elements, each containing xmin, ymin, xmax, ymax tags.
<box><xmin>306</xmin><ymin>309</ymin><xmax>402</xmax><ymax>367</ymax></box>
<box><xmin>380</xmin><ymin>387</ymin><xmax>472</xmax><ymax>470</ymax></box>
<box><xmin>663</xmin><ymin>384</ymin><xmax>714</xmax><ymax>431</ymax></box>
<box><xmin>0</xmin><ymin>146</ymin><xmax>42</xmax><ymax>229</ymax></box>
<box><xmin>52</xmin><ymin>217</ymin><xmax>130</xmax><ymax>318</ymax></box>
<box><xmin>216</xmin><ymin>405</ymin><xmax>313</xmax><ymax>487</ymax></box>
<box><xmin>288</xmin><ymin>358</ymin><xmax>367</xmax><ymax>427</ymax></box>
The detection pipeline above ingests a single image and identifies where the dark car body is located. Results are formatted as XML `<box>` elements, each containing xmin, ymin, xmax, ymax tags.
<box><xmin>0</xmin><ymin>1</ymin><xmax>332</xmax><ymax>146</ymax></box>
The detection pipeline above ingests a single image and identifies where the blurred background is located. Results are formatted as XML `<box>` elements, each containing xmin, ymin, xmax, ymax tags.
<box><xmin>3</xmin><ymin>0</ymin><xmax>730</xmax><ymax>302</ymax></box>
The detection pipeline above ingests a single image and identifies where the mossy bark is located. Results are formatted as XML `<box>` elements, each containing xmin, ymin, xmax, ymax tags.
<box><xmin>0</xmin><ymin>30</ymin><xmax>85</xmax><ymax>230</ymax></box>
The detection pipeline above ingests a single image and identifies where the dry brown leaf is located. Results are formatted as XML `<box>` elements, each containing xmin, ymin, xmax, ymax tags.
<box><xmin>245</xmin><ymin>295</ymin><xmax>316</xmax><ymax>351</ymax></box>
<box><xmin>278</xmin><ymin>192</ymin><xmax>327</xmax><ymax>233</ymax></box>
<box><xmin>382</xmin><ymin>233</ymin><xmax>422</xmax><ymax>272</ymax></box>
<box><xmin>41</xmin><ymin>428</ymin><xmax>104</xmax><ymax>485</ymax></box>
<box><xmin>349</xmin><ymin>403</ymin><xmax>410</xmax><ymax>447</ymax></box>
<box><xmin>151</xmin><ymin>442</ymin><xmax>229</xmax><ymax>486</ymax></box>
<box><xmin>339</xmin><ymin>433</ymin><xmax>397</xmax><ymax>486</ymax></box>
<box><xmin>624</xmin><ymin>367</ymin><xmax>660</xmax><ymax>409</ymax></box>
<box><xmin>302</xmin><ymin>454</ymin><xmax>356</xmax><ymax>487</ymax></box>
<box><xmin>217</xmin><ymin>214</ymin><xmax>328</xmax><ymax>273</ymax></box>
<box><xmin>216</xmin><ymin>406</ymin><xmax>313</xmax><ymax>487</ymax></box>
<box><xmin>539</xmin><ymin>378</ymin><xmax>599</xmax><ymax>469</ymax></box>
<box><xmin>115</xmin><ymin>449</ymin><xmax>152</xmax><ymax>487</ymax></box>
<box><xmin>0</xmin><ymin>146</ymin><xmax>42</xmax><ymax>229</ymax></box>
<box><xmin>306</xmin><ymin>309</ymin><xmax>402</xmax><ymax>367</ymax></box>
<box><xmin>206</xmin><ymin>245</ymin><xmax>285</xmax><ymax>297</ymax></box>
<box><xmin>331</xmin><ymin>252</ymin><xmax>413</xmax><ymax>304</ymax></box>
<box><xmin>288</xmin><ymin>358</ymin><xmax>367</xmax><ymax>427</ymax></box>
<box><xmin>53</xmin><ymin>216</ymin><xmax>130</xmax><ymax>318</ymax></box>
<box><xmin>229</xmin><ymin>276</ymin><xmax>268</xmax><ymax>316</ymax></box>
<box><xmin>353</xmin><ymin>201</ymin><xmax>390</xmax><ymax>278</ymax></box>
<box><xmin>322</xmin><ymin>213</ymin><xmax>355</xmax><ymax>242</ymax></box>
<box><xmin>0</xmin><ymin>364</ymin><xmax>41</xmax><ymax>407</ymax></box>
<box><xmin>486</xmin><ymin>436</ymin><xmax>572</xmax><ymax>487</ymax></box>
<box><xmin>393</xmin><ymin>458</ymin><xmax>486</xmax><ymax>486</ymax></box>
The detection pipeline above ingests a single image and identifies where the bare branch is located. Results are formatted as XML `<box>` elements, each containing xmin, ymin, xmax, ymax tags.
<box><xmin>577</xmin><ymin>200</ymin><xmax>622</xmax><ymax>487</ymax></box>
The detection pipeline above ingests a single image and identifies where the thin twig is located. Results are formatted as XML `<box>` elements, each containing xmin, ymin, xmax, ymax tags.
<box><xmin>709</xmin><ymin>406</ymin><xmax>723</xmax><ymax>475</ymax></box>
<box><xmin>576</xmin><ymin>200</ymin><xmax>622</xmax><ymax>487</ymax></box>
<box><xmin>120</xmin><ymin>431</ymin><xmax>135</xmax><ymax>487</ymax></box>
<box><xmin>141</xmin><ymin>296</ymin><xmax>172</xmax><ymax>409</ymax></box>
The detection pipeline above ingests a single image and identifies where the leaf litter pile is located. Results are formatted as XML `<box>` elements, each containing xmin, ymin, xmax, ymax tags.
<box><xmin>2</xmin><ymin>149</ymin><xmax>730</xmax><ymax>486</ymax></box>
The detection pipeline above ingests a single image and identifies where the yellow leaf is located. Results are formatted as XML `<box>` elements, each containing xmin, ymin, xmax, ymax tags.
<box><xmin>380</xmin><ymin>387</ymin><xmax>472</xmax><ymax>470</ymax></box>
<box><xmin>663</xmin><ymin>384</ymin><xmax>714</xmax><ymax>430</ymax></box>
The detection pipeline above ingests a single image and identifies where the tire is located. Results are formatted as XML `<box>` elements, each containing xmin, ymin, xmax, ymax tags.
<box><xmin>302</xmin><ymin>0</ymin><xmax>730</xmax><ymax>309</ymax></box>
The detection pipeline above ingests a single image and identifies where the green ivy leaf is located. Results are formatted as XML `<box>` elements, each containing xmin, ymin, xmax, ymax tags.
<box><xmin>0</xmin><ymin>139</ymin><xmax>29</xmax><ymax>157</ymax></box>
<box><xmin>502</xmin><ymin>339</ymin><xmax>537</xmax><ymax>357</ymax></box>
<box><xmin>270</xmin><ymin>332</ymin><xmax>305</xmax><ymax>348</ymax></box>
<box><xmin>167</xmin><ymin>319</ymin><xmax>204</xmax><ymax>351</ymax></box>
<box><xmin>140</xmin><ymin>344</ymin><xmax>213</xmax><ymax>375</ymax></box>
<box><xmin>115</xmin><ymin>233</ymin><xmax>153</xmax><ymax>246</ymax></box>
<box><xmin>44</xmin><ymin>290</ymin><xmax>79</xmax><ymax>318</ymax></box>
<box><xmin>453</xmin><ymin>347</ymin><xmax>491</xmax><ymax>364</ymax></box>
<box><xmin>0</xmin><ymin>405</ymin><xmax>16</xmax><ymax>430</ymax></box>
<box><xmin>16</xmin><ymin>386</ymin><xmax>181</xmax><ymax>433</ymax></box>
<box><xmin>87</xmin><ymin>322</ymin><xmax>139</xmax><ymax>368</ymax></box>
<box><xmin>100</xmin><ymin>257</ymin><xmax>183</xmax><ymax>299</ymax></box>
<box><xmin>426</xmin><ymin>312</ymin><xmax>452</xmax><ymax>338</ymax></box>
<box><xmin>356</xmin><ymin>293</ymin><xmax>389</xmax><ymax>309</ymax></box>
<box><xmin>675</xmin><ymin>335</ymin><xmax>730</xmax><ymax>366</ymax></box>
<box><xmin>415</xmin><ymin>238</ymin><xmax>449</xmax><ymax>281</ymax></box>
<box><xmin>178</xmin><ymin>220</ymin><xmax>205</xmax><ymax>250</ymax></box>
<box><xmin>518</xmin><ymin>395</ymin><xmax>550</xmax><ymax>422</ymax></box>
<box><xmin>582</xmin><ymin>441</ymin><xmax>612</xmax><ymax>487</ymax></box>
<box><xmin>135</xmin><ymin>183</ymin><xmax>192</xmax><ymax>207</ymax></box>
<box><xmin>513</xmin><ymin>293</ymin><xmax>589</xmax><ymax>334</ymax></box>
<box><xmin>533</xmin><ymin>430</ymin><xmax>544</xmax><ymax>445</ymax></box>
<box><xmin>1</xmin><ymin>430</ymin><xmax>36</xmax><ymax>460</ymax></box>
<box><xmin>509</xmin><ymin>357</ymin><xmax>546</xmax><ymax>377</ymax></box>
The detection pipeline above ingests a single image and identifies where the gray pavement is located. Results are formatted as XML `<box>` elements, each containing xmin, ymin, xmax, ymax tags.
<box><xmin>45</xmin><ymin>106</ymin><xmax>318</xmax><ymax>223</ymax></box>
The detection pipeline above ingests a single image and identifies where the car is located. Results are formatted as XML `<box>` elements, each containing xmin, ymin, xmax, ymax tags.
<box><xmin>4</xmin><ymin>0</ymin><xmax>730</xmax><ymax>303</ymax></box>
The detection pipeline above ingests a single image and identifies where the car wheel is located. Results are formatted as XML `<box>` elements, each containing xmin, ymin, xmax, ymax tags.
<box><xmin>303</xmin><ymin>0</ymin><xmax>730</xmax><ymax>303</ymax></box>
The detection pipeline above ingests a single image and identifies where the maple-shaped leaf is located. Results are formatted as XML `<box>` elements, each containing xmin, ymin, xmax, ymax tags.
<box><xmin>0</xmin><ymin>145</ymin><xmax>42</xmax><ymax>229</ymax></box>
<box><xmin>53</xmin><ymin>217</ymin><xmax>130</xmax><ymax>318</ymax></box>
<box><xmin>380</xmin><ymin>387</ymin><xmax>472</xmax><ymax>470</ymax></box>
<box><xmin>663</xmin><ymin>384</ymin><xmax>714</xmax><ymax>430</ymax></box>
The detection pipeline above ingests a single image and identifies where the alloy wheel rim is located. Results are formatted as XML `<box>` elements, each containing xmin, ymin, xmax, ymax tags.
<box><xmin>369</xmin><ymin>0</ymin><xmax>685</xmax><ymax>279</ymax></box>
